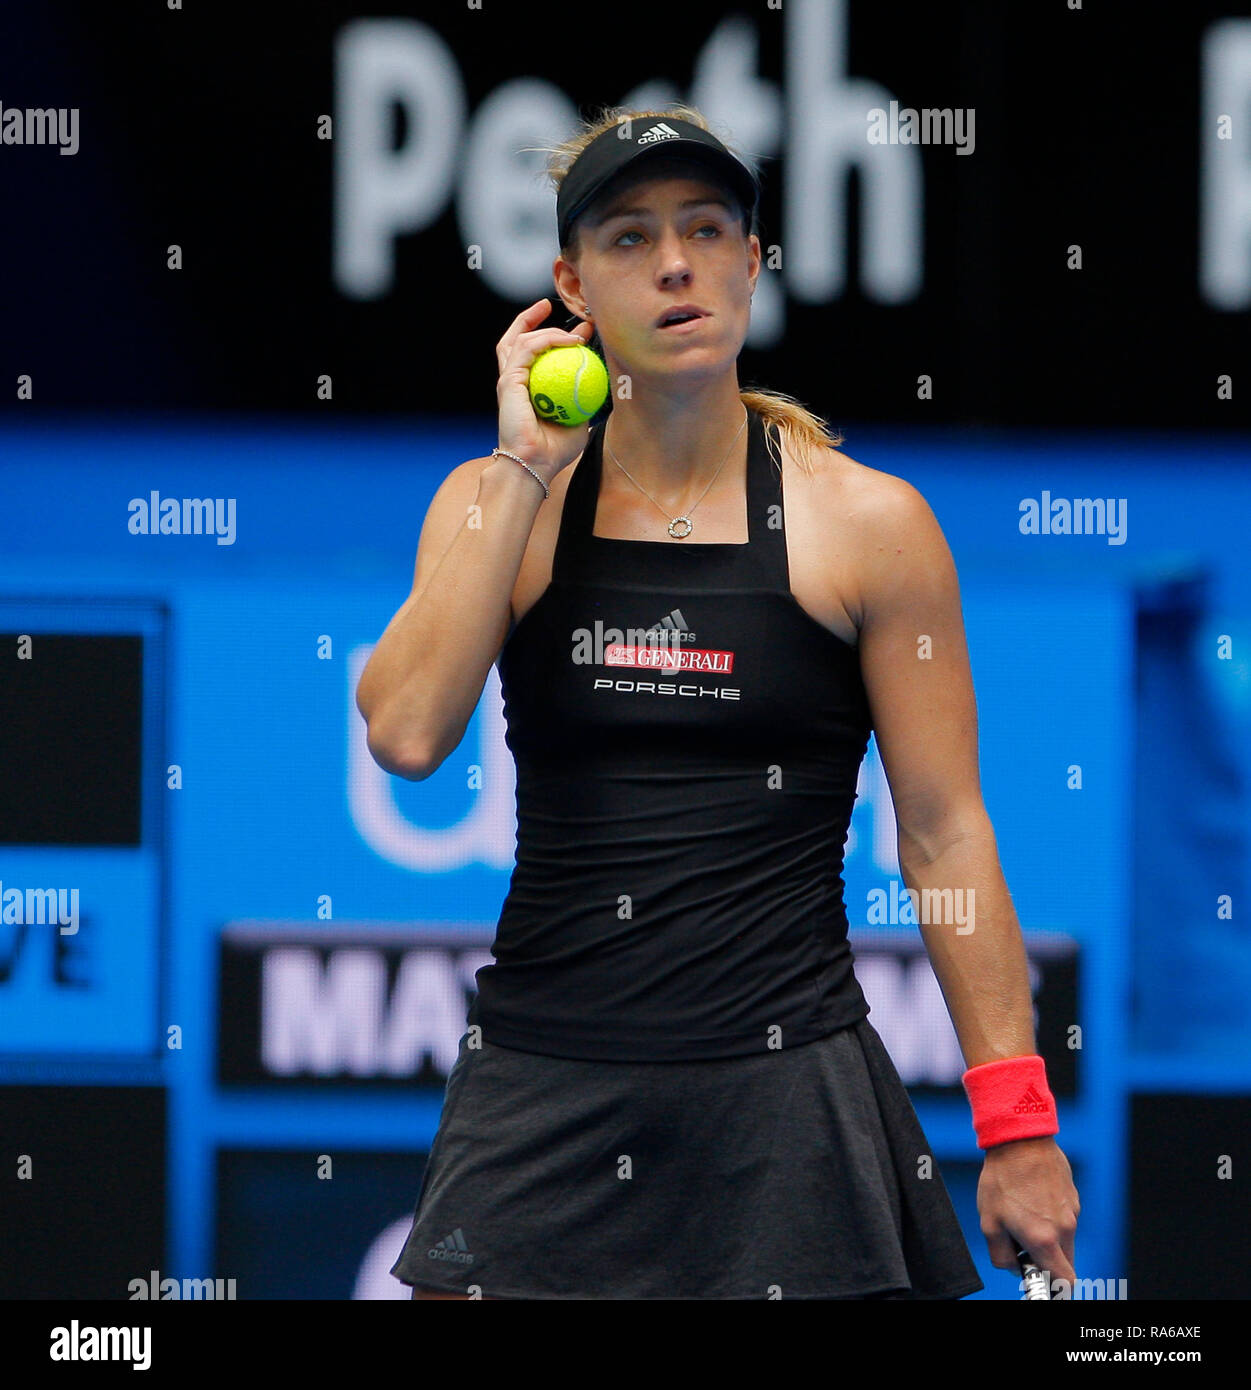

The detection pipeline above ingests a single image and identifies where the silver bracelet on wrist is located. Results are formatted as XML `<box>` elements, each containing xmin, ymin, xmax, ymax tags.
<box><xmin>492</xmin><ymin>448</ymin><xmax>549</xmax><ymax>500</ymax></box>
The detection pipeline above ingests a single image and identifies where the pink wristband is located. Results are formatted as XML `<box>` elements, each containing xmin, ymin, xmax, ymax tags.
<box><xmin>961</xmin><ymin>1054</ymin><xmax>1059</xmax><ymax>1149</ymax></box>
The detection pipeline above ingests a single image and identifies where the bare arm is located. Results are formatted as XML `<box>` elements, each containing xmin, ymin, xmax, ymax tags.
<box><xmin>851</xmin><ymin>468</ymin><xmax>1079</xmax><ymax>1284</ymax></box>
<box><xmin>355</xmin><ymin>455</ymin><xmax>545</xmax><ymax>778</ymax></box>
<box><xmin>356</xmin><ymin>299</ymin><xmax>594</xmax><ymax>779</ymax></box>
<box><xmin>852</xmin><ymin>471</ymin><xmax>1032</xmax><ymax>1064</ymax></box>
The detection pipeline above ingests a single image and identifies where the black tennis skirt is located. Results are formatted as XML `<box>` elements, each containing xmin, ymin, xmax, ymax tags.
<box><xmin>390</xmin><ymin>1017</ymin><xmax>984</xmax><ymax>1300</ymax></box>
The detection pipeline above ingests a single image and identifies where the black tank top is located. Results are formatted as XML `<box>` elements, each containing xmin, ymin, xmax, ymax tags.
<box><xmin>469</xmin><ymin>404</ymin><xmax>874</xmax><ymax>1060</ymax></box>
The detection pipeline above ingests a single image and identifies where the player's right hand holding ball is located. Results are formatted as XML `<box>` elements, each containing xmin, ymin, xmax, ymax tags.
<box><xmin>495</xmin><ymin>299</ymin><xmax>596</xmax><ymax>487</ymax></box>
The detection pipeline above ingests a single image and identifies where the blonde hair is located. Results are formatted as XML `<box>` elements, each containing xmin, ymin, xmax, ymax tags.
<box><xmin>526</xmin><ymin>102</ymin><xmax>844</xmax><ymax>476</ymax></box>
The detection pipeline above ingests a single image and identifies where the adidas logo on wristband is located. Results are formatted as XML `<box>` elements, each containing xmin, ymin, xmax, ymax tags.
<box><xmin>1013</xmin><ymin>1083</ymin><xmax>1051</xmax><ymax>1114</ymax></box>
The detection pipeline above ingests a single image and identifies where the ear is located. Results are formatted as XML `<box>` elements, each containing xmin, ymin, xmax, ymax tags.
<box><xmin>552</xmin><ymin>253</ymin><xmax>586</xmax><ymax>321</ymax></box>
<box><xmin>747</xmin><ymin>232</ymin><xmax>762</xmax><ymax>295</ymax></box>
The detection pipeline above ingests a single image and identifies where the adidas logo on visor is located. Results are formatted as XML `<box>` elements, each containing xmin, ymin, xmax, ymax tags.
<box><xmin>637</xmin><ymin>122</ymin><xmax>682</xmax><ymax>146</ymax></box>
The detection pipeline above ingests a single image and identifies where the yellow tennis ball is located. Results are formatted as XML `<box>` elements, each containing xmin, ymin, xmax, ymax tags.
<box><xmin>528</xmin><ymin>345</ymin><xmax>609</xmax><ymax>426</ymax></box>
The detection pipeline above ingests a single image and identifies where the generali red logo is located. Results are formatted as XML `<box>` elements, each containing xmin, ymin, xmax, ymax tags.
<box><xmin>604</xmin><ymin>643</ymin><xmax>734</xmax><ymax>673</ymax></box>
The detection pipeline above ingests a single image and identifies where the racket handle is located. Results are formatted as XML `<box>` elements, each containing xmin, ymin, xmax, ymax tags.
<box><xmin>1016</xmin><ymin>1247</ymin><xmax>1052</xmax><ymax>1300</ymax></box>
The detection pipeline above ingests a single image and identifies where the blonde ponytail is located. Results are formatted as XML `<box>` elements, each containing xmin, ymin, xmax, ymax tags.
<box><xmin>739</xmin><ymin>388</ymin><xmax>844</xmax><ymax>477</ymax></box>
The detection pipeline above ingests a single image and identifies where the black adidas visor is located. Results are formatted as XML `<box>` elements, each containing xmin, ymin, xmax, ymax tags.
<box><xmin>556</xmin><ymin>117</ymin><xmax>760</xmax><ymax>250</ymax></box>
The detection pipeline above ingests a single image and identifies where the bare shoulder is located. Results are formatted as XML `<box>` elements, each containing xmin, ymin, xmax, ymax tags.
<box><xmin>792</xmin><ymin>443</ymin><xmax>948</xmax><ymax>558</ymax></box>
<box><xmin>809</xmin><ymin>443</ymin><xmax>933</xmax><ymax>520</ymax></box>
<box><xmin>780</xmin><ymin>438</ymin><xmax>954</xmax><ymax>630</ymax></box>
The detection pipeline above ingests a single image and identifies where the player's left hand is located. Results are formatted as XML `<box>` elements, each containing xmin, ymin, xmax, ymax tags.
<box><xmin>976</xmin><ymin>1134</ymin><xmax>1080</xmax><ymax>1289</ymax></box>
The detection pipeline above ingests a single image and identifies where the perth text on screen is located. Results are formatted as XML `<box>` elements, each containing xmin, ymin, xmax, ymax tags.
<box><xmin>332</xmin><ymin>0</ymin><xmax>927</xmax><ymax>320</ymax></box>
<box><xmin>332</xmin><ymin>3</ymin><xmax>1251</xmax><ymax>318</ymax></box>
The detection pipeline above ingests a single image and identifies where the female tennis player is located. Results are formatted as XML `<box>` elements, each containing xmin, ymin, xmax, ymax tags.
<box><xmin>357</xmin><ymin>103</ymin><xmax>1080</xmax><ymax>1301</ymax></box>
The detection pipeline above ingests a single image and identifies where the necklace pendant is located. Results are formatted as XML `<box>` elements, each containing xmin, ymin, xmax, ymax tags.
<box><xmin>668</xmin><ymin>516</ymin><xmax>694</xmax><ymax>539</ymax></box>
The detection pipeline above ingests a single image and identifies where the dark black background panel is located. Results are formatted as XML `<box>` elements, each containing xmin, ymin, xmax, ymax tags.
<box><xmin>0</xmin><ymin>1086</ymin><xmax>165</xmax><ymax>1300</ymax></box>
<box><xmin>0</xmin><ymin>1</ymin><xmax>1243</xmax><ymax>427</ymax></box>
<box><xmin>1128</xmin><ymin>1092</ymin><xmax>1251</xmax><ymax>1299</ymax></box>
<box><xmin>216</xmin><ymin>1148</ymin><xmax>430</xmax><ymax>1300</ymax></box>
<box><xmin>0</xmin><ymin>634</ymin><xmax>143</xmax><ymax>846</ymax></box>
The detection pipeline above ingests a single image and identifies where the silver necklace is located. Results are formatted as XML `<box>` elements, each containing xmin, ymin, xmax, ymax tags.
<box><xmin>603</xmin><ymin>408</ymin><xmax>749</xmax><ymax>539</ymax></box>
